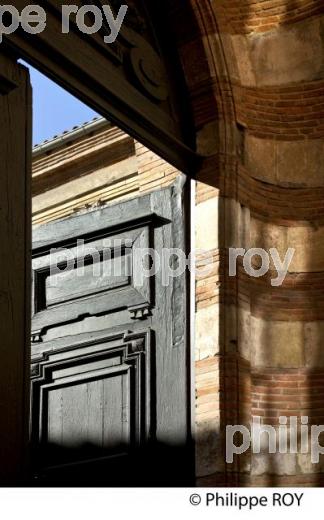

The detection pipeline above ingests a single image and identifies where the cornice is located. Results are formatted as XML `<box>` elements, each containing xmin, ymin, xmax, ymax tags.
<box><xmin>32</xmin><ymin>122</ymin><xmax>135</xmax><ymax>196</ymax></box>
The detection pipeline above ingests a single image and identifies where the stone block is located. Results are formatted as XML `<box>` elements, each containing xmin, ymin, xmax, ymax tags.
<box><xmin>229</xmin><ymin>17</ymin><xmax>324</xmax><ymax>87</ymax></box>
<box><xmin>251</xmin><ymin>317</ymin><xmax>305</xmax><ymax>368</ymax></box>
<box><xmin>245</xmin><ymin>136</ymin><xmax>324</xmax><ymax>188</ymax></box>
<box><xmin>196</xmin><ymin>197</ymin><xmax>219</xmax><ymax>251</ymax></box>
<box><xmin>305</xmin><ymin>322</ymin><xmax>324</xmax><ymax>368</ymax></box>
<box><xmin>196</xmin><ymin>304</ymin><xmax>219</xmax><ymax>359</ymax></box>
<box><xmin>252</xmin><ymin>453</ymin><xmax>297</xmax><ymax>476</ymax></box>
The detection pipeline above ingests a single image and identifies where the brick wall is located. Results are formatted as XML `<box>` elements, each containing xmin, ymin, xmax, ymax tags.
<box><xmin>252</xmin><ymin>369</ymin><xmax>324</xmax><ymax>425</ymax></box>
<box><xmin>175</xmin><ymin>0</ymin><xmax>324</xmax><ymax>487</ymax></box>
<box><xmin>234</xmin><ymin>80</ymin><xmax>324</xmax><ymax>140</ymax></box>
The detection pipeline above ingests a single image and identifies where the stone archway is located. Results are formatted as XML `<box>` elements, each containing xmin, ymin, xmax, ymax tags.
<box><xmin>171</xmin><ymin>0</ymin><xmax>324</xmax><ymax>487</ymax></box>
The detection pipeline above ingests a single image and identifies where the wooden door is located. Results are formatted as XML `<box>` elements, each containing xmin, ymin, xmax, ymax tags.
<box><xmin>30</xmin><ymin>182</ymin><xmax>192</xmax><ymax>486</ymax></box>
<box><xmin>0</xmin><ymin>54</ymin><xmax>31</xmax><ymax>484</ymax></box>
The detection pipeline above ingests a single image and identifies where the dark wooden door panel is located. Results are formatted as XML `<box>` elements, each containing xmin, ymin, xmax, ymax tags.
<box><xmin>0</xmin><ymin>54</ymin><xmax>31</xmax><ymax>484</ymax></box>
<box><xmin>31</xmin><ymin>329</ymin><xmax>151</xmax><ymax>478</ymax></box>
<box><xmin>31</xmin><ymin>183</ymin><xmax>192</xmax><ymax>486</ymax></box>
<box><xmin>32</xmin><ymin>222</ymin><xmax>154</xmax><ymax>338</ymax></box>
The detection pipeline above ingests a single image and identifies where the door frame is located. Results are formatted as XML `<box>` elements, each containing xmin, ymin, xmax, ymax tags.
<box><xmin>0</xmin><ymin>1</ymin><xmax>200</xmax><ymax>484</ymax></box>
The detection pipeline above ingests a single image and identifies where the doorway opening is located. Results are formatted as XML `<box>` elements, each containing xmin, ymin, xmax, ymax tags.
<box><xmin>24</xmin><ymin>63</ymin><xmax>194</xmax><ymax>486</ymax></box>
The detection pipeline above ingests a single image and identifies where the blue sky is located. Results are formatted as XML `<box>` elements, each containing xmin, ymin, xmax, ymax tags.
<box><xmin>22</xmin><ymin>62</ymin><xmax>99</xmax><ymax>145</ymax></box>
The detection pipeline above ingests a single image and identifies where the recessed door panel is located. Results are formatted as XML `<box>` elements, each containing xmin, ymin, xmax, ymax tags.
<box><xmin>31</xmin><ymin>330</ymin><xmax>150</xmax><ymax>476</ymax></box>
<box><xmin>31</xmin><ymin>185</ymin><xmax>192</xmax><ymax>486</ymax></box>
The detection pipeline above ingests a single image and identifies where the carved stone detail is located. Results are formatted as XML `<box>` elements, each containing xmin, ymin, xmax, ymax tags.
<box><xmin>31</xmin><ymin>331</ymin><xmax>43</xmax><ymax>344</ymax></box>
<box><xmin>123</xmin><ymin>28</ymin><xmax>169</xmax><ymax>101</ymax></box>
<box><xmin>129</xmin><ymin>303</ymin><xmax>152</xmax><ymax>320</ymax></box>
<box><xmin>127</xmin><ymin>337</ymin><xmax>146</xmax><ymax>354</ymax></box>
<box><xmin>84</xmin><ymin>0</ymin><xmax>169</xmax><ymax>101</ymax></box>
<box><xmin>31</xmin><ymin>364</ymin><xmax>41</xmax><ymax>378</ymax></box>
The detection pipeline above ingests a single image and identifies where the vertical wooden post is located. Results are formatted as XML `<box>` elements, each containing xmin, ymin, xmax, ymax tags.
<box><xmin>0</xmin><ymin>53</ymin><xmax>31</xmax><ymax>484</ymax></box>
